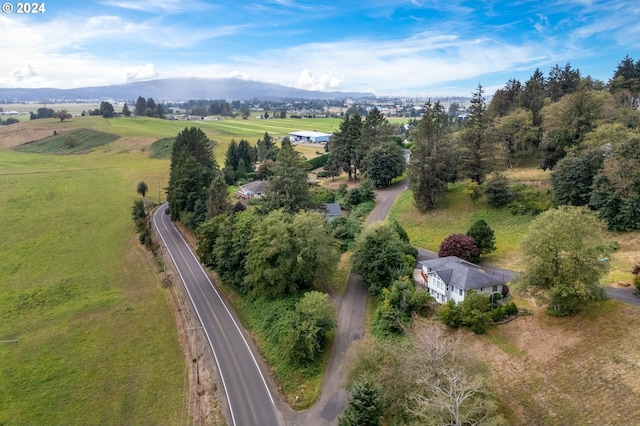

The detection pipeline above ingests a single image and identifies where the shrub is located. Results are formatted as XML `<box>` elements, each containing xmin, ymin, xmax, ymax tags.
<box><xmin>491</xmin><ymin>306</ymin><xmax>507</xmax><ymax>322</ymax></box>
<box><xmin>438</xmin><ymin>234</ymin><xmax>480</xmax><ymax>263</ymax></box>
<box><xmin>505</xmin><ymin>301</ymin><xmax>518</xmax><ymax>316</ymax></box>
<box><xmin>508</xmin><ymin>184</ymin><xmax>552</xmax><ymax>216</ymax></box>
<box><xmin>484</xmin><ymin>171</ymin><xmax>513</xmax><ymax>208</ymax></box>
<box><xmin>436</xmin><ymin>300</ymin><xmax>462</xmax><ymax>328</ymax></box>
<box><xmin>410</xmin><ymin>290</ymin><xmax>433</xmax><ymax>317</ymax></box>
<box><xmin>307</xmin><ymin>153</ymin><xmax>331</xmax><ymax>169</ymax></box>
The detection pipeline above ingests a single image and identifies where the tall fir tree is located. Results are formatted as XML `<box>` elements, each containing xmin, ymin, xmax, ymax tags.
<box><xmin>408</xmin><ymin>100</ymin><xmax>457</xmax><ymax>211</ymax></box>
<box><xmin>459</xmin><ymin>84</ymin><xmax>493</xmax><ymax>184</ymax></box>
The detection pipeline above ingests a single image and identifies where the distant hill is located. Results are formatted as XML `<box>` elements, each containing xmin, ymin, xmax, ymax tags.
<box><xmin>0</xmin><ymin>78</ymin><xmax>376</xmax><ymax>102</ymax></box>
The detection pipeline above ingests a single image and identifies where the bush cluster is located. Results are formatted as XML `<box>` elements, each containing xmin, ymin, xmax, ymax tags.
<box><xmin>436</xmin><ymin>291</ymin><xmax>517</xmax><ymax>334</ymax></box>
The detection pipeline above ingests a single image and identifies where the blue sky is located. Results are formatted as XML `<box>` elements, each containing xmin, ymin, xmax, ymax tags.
<box><xmin>1</xmin><ymin>0</ymin><xmax>639</xmax><ymax>96</ymax></box>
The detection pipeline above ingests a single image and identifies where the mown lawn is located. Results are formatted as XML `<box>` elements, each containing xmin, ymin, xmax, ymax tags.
<box><xmin>0</xmin><ymin>150</ymin><xmax>184</xmax><ymax>425</ymax></box>
<box><xmin>389</xmin><ymin>182</ymin><xmax>533</xmax><ymax>270</ymax></box>
<box><xmin>390</xmin><ymin>176</ymin><xmax>639</xmax><ymax>282</ymax></box>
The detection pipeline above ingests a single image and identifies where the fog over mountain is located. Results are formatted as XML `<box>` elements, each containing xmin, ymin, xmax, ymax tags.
<box><xmin>0</xmin><ymin>78</ymin><xmax>376</xmax><ymax>102</ymax></box>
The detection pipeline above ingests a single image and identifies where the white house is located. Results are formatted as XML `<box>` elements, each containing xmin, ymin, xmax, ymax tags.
<box><xmin>419</xmin><ymin>256</ymin><xmax>506</xmax><ymax>304</ymax></box>
<box><xmin>235</xmin><ymin>180</ymin><xmax>268</xmax><ymax>199</ymax></box>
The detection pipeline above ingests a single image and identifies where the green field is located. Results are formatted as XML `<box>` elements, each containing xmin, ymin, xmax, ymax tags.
<box><xmin>0</xmin><ymin>150</ymin><xmax>184</xmax><ymax>424</ymax></box>
<box><xmin>21</xmin><ymin>115</ymin><xmax>341</xmax><ymax>162</ymax></box>
<box><xmin>14</xmin><ymin>128</ymin><xmax>121</xmax><ymax>154</ymax></box>
<box><xmin>0</xmin><ymin>115</ymin><xmax>349</xmax><ymax>423</ymax></box>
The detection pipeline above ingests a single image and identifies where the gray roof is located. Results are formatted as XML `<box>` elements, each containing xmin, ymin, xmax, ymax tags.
<box><xmin>325</xmin><ymin>203</ymin><xmax>343</xmax><ymax>216</ymax></box>
<box><xmin>240</xmin><ymin>180</ymin><xmax>268</xmax><ymax>194</ymax></box>
<box><xmin>419</xmin><ymin>256</ymin><xmax>505</xmax><ymax>290</ymax></box>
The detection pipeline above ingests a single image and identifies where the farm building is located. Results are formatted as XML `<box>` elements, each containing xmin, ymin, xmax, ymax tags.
<box><xmin>419</xmin><ymin>256</ymin><xmax>507</xmax><ymax>304</ymax></box>
<box><xmin>289</xmin><ymin>130</ymin><xmax>331</xmax><ymax>143</ymax></box>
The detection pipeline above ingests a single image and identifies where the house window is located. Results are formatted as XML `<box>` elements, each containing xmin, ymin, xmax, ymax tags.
<box><xmin>493</xmin><ymin>285</ymin><xmax>498</xmax><ymax>292</ymax></box>
<box><xmin>480</xmin><ymin>287</ymin><xmax>484</xmax><ymax>292</ymax></box>
<box><xmin>458</xmin><ymin>288</ymin><xmax>463</xmax><ymax>296</ymax></box>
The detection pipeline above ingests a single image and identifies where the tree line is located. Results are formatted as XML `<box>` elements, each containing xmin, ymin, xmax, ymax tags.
<box><xmin>405</xmin><ymin>57</ymin><xmax>640</xmax><ymax>233</ymax></box>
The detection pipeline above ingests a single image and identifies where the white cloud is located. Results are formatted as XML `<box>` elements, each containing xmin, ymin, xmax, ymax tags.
<box><xmin>294</xmin><ymin>69</ymin><xmax>342</xmax><ymax>91</ymax></box>
<box><xmin>97</xmin><ymin>0</ymin><xmax>213</xmax><ymax>14</ymax></box>
<box><xmin>9</xmin><ymin>64</ymin><xmax>44</xmax><ymax>85</ymax></box>
<box><xmin>125</xmin><ymin>63</ymin><xmax>159</xmax><ymax>82</ymax></box>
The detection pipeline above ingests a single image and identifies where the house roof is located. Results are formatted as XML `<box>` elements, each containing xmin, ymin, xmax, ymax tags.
<box><xmin>240</xmin><ymin>180</ymin><xmax>268</xmax><ymax>194</ymax></box>
<box><xmin>420</xmin><ymin>256</ymin><xmax>506</xmax><ymax>290</ymax></box>
<box><xmin>325</xmin><ymin>203</ymin><xmax>343</xmax><ymax>216</ymax></box>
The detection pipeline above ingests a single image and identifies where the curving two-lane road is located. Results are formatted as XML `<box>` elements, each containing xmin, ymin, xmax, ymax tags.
<box><xmin>153</xmin><ymin>204</ymin><xmax>282</xmax><ymax>426</ymax></box>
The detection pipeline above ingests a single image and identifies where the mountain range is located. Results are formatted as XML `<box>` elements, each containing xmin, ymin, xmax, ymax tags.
<box><xmin>0</xmin><ymin>78</ymin><xmax>376</xmax><ymax>102</ymax></box>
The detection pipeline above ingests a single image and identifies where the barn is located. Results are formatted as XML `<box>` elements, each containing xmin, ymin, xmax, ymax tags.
<box><xmin>289</xmin><ymin>130</ymin><xmax>331</xmax><ymax>144</ymax></box>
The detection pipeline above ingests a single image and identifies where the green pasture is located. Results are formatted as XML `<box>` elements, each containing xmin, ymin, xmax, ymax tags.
<box><xmin>0</xmin><ymin>150</ymin><xmax>183</xmax><ymax>424</ymax></box>
<box><xmin>27</xmin><ymin>115</ymin><xmax>339</xmax><ymax>162</ymax></box>
<box><xmin>13</xmin><ymin>128</ymin><xmax>120</xmax><ymax>154</ymax></box>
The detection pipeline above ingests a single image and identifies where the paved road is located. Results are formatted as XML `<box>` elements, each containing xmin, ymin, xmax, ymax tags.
<box><xmin>292</xmin><ymin>178</ymin><xmax>409</xmax><ymax>425</ymax></box>
<box><xmin>153</xmin><ymin>204</ymin><xmax>282</xmax><ymax>426</ymax></box>
<box><xmin>605</xmin><ymin>286</ymin><xmax>640</xmax><ymax>306</ymax></box>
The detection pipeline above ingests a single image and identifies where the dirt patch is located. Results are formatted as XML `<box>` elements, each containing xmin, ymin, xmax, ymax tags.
<box><xmin>422</xmin><ymin>298</ymin><xmax>640</xmax><ymax>425</ymax></box>
<box><xmin>0</xmin><ymin>122</ymin><xmax>72</xmax><ymax>149</ymax></box>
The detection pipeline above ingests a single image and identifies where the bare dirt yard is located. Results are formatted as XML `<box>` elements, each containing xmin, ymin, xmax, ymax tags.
<box><xmin>415</xmin><ymin>298</ymin><xmax>640</xmax><ymax>425</ymax></box>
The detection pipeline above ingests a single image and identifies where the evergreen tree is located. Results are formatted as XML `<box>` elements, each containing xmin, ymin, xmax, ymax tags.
<box><xmin>135</xmin><ymin>96</ymin><xmax>147</xmax><ymax>116</ymax></box>
<box><xmin>466</xmin><ymin>219</ymin><xmax>496</xmax><ymax>256</ymax></box>
<box><xmin>328</xmin><ymin>114</ymin><xmax>362</xmax><ymax>181</ymax></box>
<box><xmin>407</xmin><ymin>100</ymin><xmax>457</xmax><ymax>211</ymax></box>
<box><xmin>122</xmin><ymin>103</ymin><xmax>131</xmax><ymax>117</ymax></box>
<box><xmin>257</xmin><ymin>132</ymin><xmax>277</xmax><ymax>161</ymax></box>
<box><xmin>551</xmin><ymin>149</ymin><xmax>604</xmax><ymax>206</ymax></box>
<box><xmin>520</xmin><ymin>68</ymin><xmax>546</xmax><ymax>127</ymax></box>
<box><xmin>459</xmin><ymin>84</ymin><xmax>493</xmax><ymax>184</ymax></box>
<box><xmin>590</xmin><ymin>138</ymin><xmax>640</xmax><ymax>231</ymax></box>
<box><xmin>167</xmin><ymin>127</ymin><xmax>216</xmax><ymax>221</ymax></box>
<box><xmin>206</xmin><ymin>168</ymin><xmax>231</xmax><ymax>218</ymax></box>
<box><xmin>339</xmin><ymin>380</ymin><xmax>383</xmax><ymax>426</ymax></box>
<box><xmin>236</xmin><ymin>139</ymin><xmax>256</xmax><ymax>172</ymax></box>
<box><xmin>264</xmin><ymin>138</ymin><xmax>313</xmax><ymax>212</ymax></box>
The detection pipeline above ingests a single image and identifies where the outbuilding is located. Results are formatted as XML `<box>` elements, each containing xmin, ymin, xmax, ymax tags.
<box><xmin>289</xmin><ymin>130</ymin><xmax>331</xmax><ymax>144</ymax></box>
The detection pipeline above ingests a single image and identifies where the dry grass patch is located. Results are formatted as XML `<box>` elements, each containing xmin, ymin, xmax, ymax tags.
<box><xmin>427</xmin><ymin>299</ymin><xmax>640</xmax><ymax>425</ymax></box>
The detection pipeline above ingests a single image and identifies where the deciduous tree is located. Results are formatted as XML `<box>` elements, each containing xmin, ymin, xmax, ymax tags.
<box><xmin>136</xmin><ymin>181</ymin><xmax>148</xmax><ymax>197</ymax></box>
<box><xmin>438</xmin><ymin>234</ymin><xmax>479</xmax><ymax>263</ymax></box>
<box><xmin>519</xmin><ymin>206</ymin><xmax>611</xmax><ymax>316</ymax></box>
<box><xmin>54</xmin><ymin>109</ymin><xmax>72</xmax><ymax>122</ymax></box>
<box><xmin>363</xmin><ymin>143</ymin><xmax>406</xmax><ymax>188</ymax></box>
<box><xmin>352</xmin><ymin>222</ymin><xmax>412</xmax><ymax>295</ymax></box>
<box><xmin>590</xmin><ymin>138</ymin><xmax>640</xmax><ymax>231</ymax></box>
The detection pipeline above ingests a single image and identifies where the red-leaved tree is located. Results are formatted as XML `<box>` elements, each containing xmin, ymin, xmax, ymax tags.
<box><xmin>438</xmin><ymin>234</ymin><xmax>479</xmax><ymax>263</ymax></box>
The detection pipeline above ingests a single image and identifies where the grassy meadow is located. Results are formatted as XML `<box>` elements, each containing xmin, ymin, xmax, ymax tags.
<box><xmin>5</xmin><ymin>115</ymin><xmax>341</xmax><ymax>163</ymax></box>
<box><xmin>0</xmin><ymin>113</ymin><xmax>346</xmax><ymax>423</ymax></box>
<box><xmin>0</xmin><ymin>149</ymin><xmax>186</xmax><ymax>424</ymax></box>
